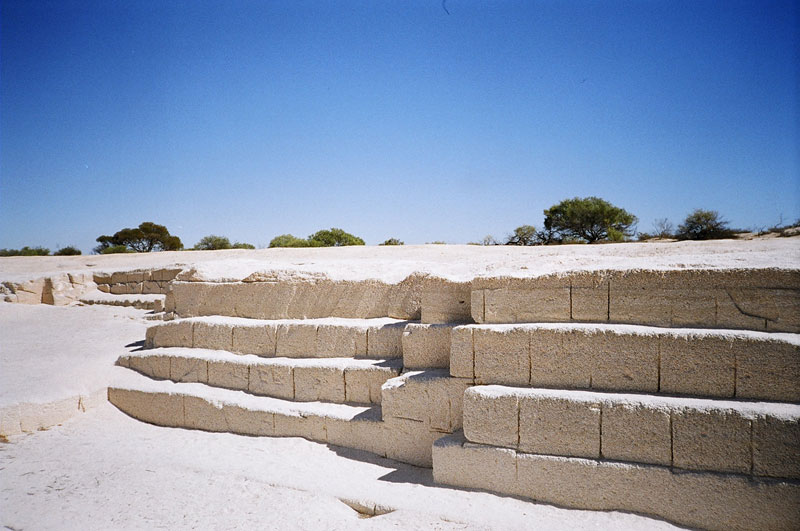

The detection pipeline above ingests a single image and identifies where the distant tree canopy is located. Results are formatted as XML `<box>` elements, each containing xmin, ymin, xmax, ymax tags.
<box><xmin>505</xmin><ymin>225</ymin><xmax>538</xmax><ymax>245</ymax></box>
<box><xmin>676</xmin><ymin>209</ymin><xmax>735</xmax><ymax>240</ymax></box>
<box><xmin>269</xmin><ymin>228</ymin><xmax>365</xmax><ymax>248</ymax></box>
<box><xmin>231</xmin><ymin>242</ymin><xmax>255</xmax><ymax>249</ymax></box>
<box><xmin>380</xmin><ymin>238</ymin><xmax>404</xmax><ymax>246</ymax></box>
<box><xmin>544</xmin><ymin>197</ymin><xmax>637</xmax><ymax>243</ymax></box>
<box><xmin>95</xmin><ymin>222</ymin><xmax>182</xmax><ymax>254</ymax></box>
<box><xmin>195</xmin><ymin>235</ymin><xmax>232</xmax><ymax>250</ymax></box>
<box><xmin>0</xmin><ymin>246</ymin><xmax>51</xmax><ymax>256</ymax></box>
<box><xmin>54</xmin><ymin>246</ymin><xmax>81</xmax><ymax>256</ymax></box>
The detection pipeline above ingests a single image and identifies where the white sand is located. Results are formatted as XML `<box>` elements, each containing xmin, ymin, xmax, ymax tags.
<box><xmin>1</xmin><ymin>238</ymin><xmax>798</xmax><ymax>284</ymax></box>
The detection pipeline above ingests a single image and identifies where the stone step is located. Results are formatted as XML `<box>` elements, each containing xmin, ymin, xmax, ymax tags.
<box><xmin>145</xmin><ymin>316</ymin><xmax>408</xmax><ymax>359</ymax></box>
<box><xmin>463</xmin><ymin>385</ymin><xmax>800</xmax><ymax>479</ymax></box>
<box><xmin>432</xmin><ymin>432</ymin><xmax>800</xmax><ymax>531</ymax></box>
<box><xmin>118</xmin><ymin>348</ymin><xmax>402</xmax><ymax>405</ymax></box>
<box><xmin>79</xmin><ymin>289</ymin><xmax>165</xmax><ymax>311</ymax></box>
<box><xmin>108</xmin><ymin>367</ymin><xmax>453</xmax><ymax>467</ymax></box>
<box><xmin>471</xmin><ymin>269</ymin><xmax>800</xmax><ymax>332</ymax></box>
<box><xmin>451</xmin><ymin>323</ymin><xmax>800</xmax><ymax>401</ymax></box>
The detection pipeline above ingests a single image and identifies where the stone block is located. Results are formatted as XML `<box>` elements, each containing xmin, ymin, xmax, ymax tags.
<box><xmin>402</xmin><ymin>323</ymin><xmax>452</xmax><ymax>369</ymax></box>
<box><xmin>273</xmin><ymin>411</ymin><xmax>327</xmax><ymax>442</ymax></box>
<box><xmin>365</xmin><ymin>322</ymin><xmax>405</xmax><ymax>358</ymax></box>
<box><xmin>97</xmin><ymin>284</ymin><xmax>111</xmax><ymax>293</ymax></box>
<box><xmin>601</xmin><ymin>403</ymin><xmax>671</xmax><ymax>466</ymax></box>
<box><xmin>325</xmin><ymin>416</ymin><xmax>386</xmax><ymax>457</ymax></box>
<box><xmin>484</xmin><ymin>287</ymin><xmax>571</xmax><ymax>324</ymax></box>
<box><xmin>736</xmin><ymin>339</ymin><xmax>800</xmax><ymax>401</ymax></box>
<box><xmin>170</xmin><ymin>356</ymin><xmax>208</xmax><ymax>383</ymax></box>
<box><xmin>128</xmin><ymin>354</ymin><xmax>171</xmax><ymax>380</ymax></box>
<box><xmin>249</xmin><ymin>363</ymin><xmax>294</xmax><ymax>399</ymax></box>
<box><xmin>109</xmin><ymin>389</ymin><xmax>184</xmax><ymax>427</ymax></box>
<box><xmin>519</xmin><ymin>394</ymin><xmax>601</xmax><ymax>458</ymax></box>
<box><xmin>432</xmin><ymin>434</ymin><xmax>518</xmax><ymax>493</ymax></box>
<box><xmin>293</xmin><ymin>365</ymin><xmax>345</xmax><ymax>402</ymax></box>
<box><xmin>141</xmin><ymin>281</ymin><xmax>162</xmax><ymax>294</ymax></box>
<box><xmin>752</xmin><ymin>415</ymin><xmax>800</xmax><ymax>479</ymax></box>
<box><xmin>587</xmin><ymin>330</ymin><xmax>659</xmax><ymax>393</ymax></box>
<box><xmin>316</xmin><ymin>324</ymin><xmax>366</xmax><ymax>357</ymax></box>
<box><xmin>381</xmin><ymin>371</ymin><xmax>470</xmax><ymax>432</ymax></box>
<box><xmin>344</xmin><ymin>366</ymin><xmax>398</xmax><ymax>404</ymax></box>
<box><xmin>449</xmin><ymin>326</ymin><xmax>474</xmax><ymax>379</ymax></box>
<box><xmin>207</xmin><ymin>360</ymin><xmax>249</xmax><ymax>391</ymax></box>
<box><xmin>232</xmin><ymin>324</ymin><xmax>278</xmax><ymax>357</ymax></box>
<box><xmin>470</xmin><ymin>290</ymin><xmax>485</xmax><ymax>323</ymax></box>
<box><xmin>672</xmin><ymin>408</ymin><xmax>751</xmax><ymax>474</ymax></box>
<box><xmin>193</xmin><ymin>321</ymin><xmax>232</xmax><ymax>351</ymax></box>
<box><xmin>660</xmin><ymin>335</ymin><xmax>735</xmax><ymax>398</ymax></box>
<box><xmin>93</xmin><ymin>273</ymin><xmax>113</xmax><ymax>284</ymax></box>
<box><xmin>532</xmin><ymin>329</ymin><xmax>591</xmax><ymax>389</ymax></box>
<box><xmin>463</xmin><ymin>387</ymin><xmax>519</xmax><ymax>448</ymax></box>
<box><xmin>474</xmin><ymin>327</ymin><xmax>529</xmax><ymax>386</ymax></box>
<box><xmin>420</xmin><ymin>281</ymin><xmax>471</xmax><ymax>324</ymax></box>
<box><xmin>570</xmin><ymin>273</ymin><xmax>609</xmax><ymax>322</ymax></box>
<box><xmin>184</xmin><ymin>396</ymin><xmax>230</xmax><ymax>432</ymax></box>
<box><xmin>152</xmin><ymin>268</ymin><xmax>182</xmax><ymax>281</ymax></box>
<box><xmin>111</xmin><ymin>272</ymin><xmax>128</xmax><ymax>284</ymax></box>
<box><xmin>110</xmin><ymin>284</ymin><xmax>128</xmax><ymax>295</ymax></box>
<box><xmin>149</xmin><ymin>320</ymin><xmax>193</xmax><ymax>348</ymax></box>
<box><xmin>276</xmin><ymin>323</ymin><xmax>317</xmax><ymax>357</ymax></box>
<box><xmin>382</xmin><ymin>417</ymin><xmax>440</xmax><ymax>467</ymax></box>
<box><xmin>224</xmin><ymin>404</ymin><xmax>275</xmax><ymax>437</ymax></box>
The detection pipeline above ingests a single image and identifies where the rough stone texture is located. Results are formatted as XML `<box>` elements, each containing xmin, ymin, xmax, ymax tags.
<box><xmin>147</xmin><ymin>320</ymin><xmax>193</xmax><ymax>349</ymax></box>
<box><xmin>672</xmin><ymin>408</ymin><xmax>751</xmax><ymax>474</ymax></box>
<box><xmin>736</xmin><ymin>339</ymin><xmax>800</xmax><ymax>401</ymax></box>
<box><xmin>127</xmin><ymin>354</ymin><xmax>171</xmax><ymax>380</ymax></box>
<box><xmin>585</xmin><ymin>331</ymin><xmax>659</xmax><ymax>393</ymax></box>
<box><xmin>420</xmin><ymin>280</ymin><xmax>471</xmax><ymax>324</ymax></box>
<box><xmin>316</xmin><ymin>324</ymin><xmax>366</xmax><ymax>357</ymax></box>
<box><xmin>601</xmin><ymin>403</ymin><xmax>671</xmax><ymax>466</ymax></box>
<box><xmin>207</xmin><ymin>360</ymin><xmax>249</xmax><ymax>391</ymax></box>
<box><xmin>518</xmin><ymin>394</ymin><xmax>601</xmax><ymax>458</ymax></box>
<box><xmin>530</xmin><ymin>329</ymin><xmax>591</xmax><ymax>389</ymax></box>
<box><xmin>463</xmin><ymin>388</ymin><xmax>518</xmax><ymax>448</ymax></box>
<box><xmin>344</xmin><ymin>365</ymin><xmax>400</xmax><ymax>405</ymax></box>
<box><xmin>381</xmin><ymin>370</ymin><xmax>471</xmax><ymax>433</ymax></box>
<box><xmin>401</xmin><ymin>323</ymin><xmax>453</xmax><ymax>369</ymax></box>
<box><xmin>232</xmin><ymin>324</ymin><xmax>278</xmax><ymax>357</ymax></box>
<box><xmin>276</xmin><ymin>323</ymin><xmax>316</xmax><ymax>357</ymax></box>
<box><xmin>660</xmin><ymin>334</ymin><xmax>735</xmax><ymax>398</ymax></box>
<box><xmin>293</xmin><ymin>366</ymin><xmax>345</xmax><ymax>402</ymax></box>
<box><xmin>193</xmin><ymin>321</ymin><xmax>233</xmax><ymax>351</ymax></box>
<box><xmin>449</xmin><ymin>326</ymin><xmax>474</xmax><ymax>379</ymax></box>
<box><xmin>364</xmin><ymin>322</ymin><xmax>405</xmax><ymax>359</ymax></box>
<box><xmin>248</xmin><ymin>363</ymin><xmax>294</xmax><ymax>399</ymax></box>
<box><xmin>752</xmin><ymin>416</ymin><xmax>800</xmax><ymax>479</ymax></box>
<box><xmin>474</xmin><ymin>327</ymin><xmax>529</xmax><ymax>386</ymax></box>
<box><xmin>108</xmin><ymin>388</ymin><xmax>184</xmax><ymax>427</ymax></box>
<box><xmin>170</xmin><ymin>356</ymin><xmax>208</xmax><ymax>383</ymax></box>
<box><xmin>432</xmin><ymin>434</ymin><xmax>518</xmax><ymax>494</ymax></box>
<box><xmin>382</xmin><ymin>417</ymin><xmax>442</xmax><ymax>467</ymax></box>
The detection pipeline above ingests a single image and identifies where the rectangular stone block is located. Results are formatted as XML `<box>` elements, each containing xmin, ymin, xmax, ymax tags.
<box><xmin>402</xmin><ymin>323</ymin><xmax>452</xmax><ymax>369</ymax></box>
<box><xmin>325</xmin><ymin>416</ymin><xmax>386</xmax><ymax>457</ymax></box>
<box><xmin>93</xmin><ymin>273</ymin><xmax>112</xmax><ymax>284</ymax></box>
<box><xmin>224</xmin><ymin>405</ymin><xmax>275</xmax><ymax>437</ymax></box>
<box><xmin>420</xmin><ymin>281</ymin><xmax>471</xmax><ymax>324</ymax></box>
<box><xmin>149</xmin><ymin>320</ymin><xmax>193</xmax><ymax>348</ymax></box>
<box><xmin>532</xmin><ymin>329</ymin><xmax>591</xmax><ymax>389</ymax></box>
<box><xmin>125</xmin><ymin>282</ymin><xmax>143</xmax><ymax>294</ymax></box>
<box><xmin>249</xmin><ymin>363</ymin><xmax>294</xmax><ymax>399</ymax></box>
<box><xmin>463</xmin><ymin>387</ymin><xmax>519</xmax><ymax>448</ymax></box>
<box><xmin>141</xmin><ymin>281</ymin><xmax>162</xmax><ymax>295</ymax></box>
<box><xmin>587</xmin><ymin>331</ymin><xmax>659</xmax><ymax>393</ymax></box>
<box><xmin>484</xmin><ymin>287</ymin><xmax>571</xmax><ymax>323</ymax></box>
<box><xmin>365</xmin><ymin>322</ymin><xmax>405</xmax><ymax>358</ymax></box>
<box><xmin>128</xmin><ymin>355</ymin><xmax>171</xmax><ymax>380</ymax></box>
<box><xmin>276</xmin><ymin>323</ymin><xmax>317</xmax><ymax>357</ymax></box>
<box><xmin>97</xmin><ymin>284</ymin><xmax>111</xmax><ymax>293</ymax></box>
<box><xmin>736</xmin><ymin>339</ymin><xmax>800</xmax><ymax>401</ymax></box>
<box><xmin>193</xmin><ymin>321</ymin><xmax>233</xmax><ymax>351</ymax></box>
<box><xmin>449</xmin><ymin>326</ymin><xmax>474</xmax><ymax>379</ymax></box>
<box><xmin>293</xmin><ymin>365</ymin><xmax>345</xmax><ymax>402</ymax></box>
<box><xmin>570</xmin><ymin>273</ymin><xmax>609</xmax><ymax>322</ymax></box>
<box><xmin>110</xmin><ymin>283</ymin><xmax>128</xmax><ymax>295</ymax></box>
<box><xmin>109</xmin><ymin>389</ymin><xmax>184</xmax><ymax>427</ymax></box>
<box><xmin>184</xmin><ymin>396</ymin><xmax>230</xmax><ymax>432</ymax></box>
<box><xmin>316</xmin><ymin>324</ymin><xmax>366</xmax><ymax>357</ymax></box>
<box><xmin>232</xmin><ymin>324</ymin><xmax>278</xmax><ymax>357</ymax></box>
<box><xmin>208</xmin><ymin>360</ymin><xmax>249</xmax><ymax>391</ymax></box>
<box><xmin>111</xmin><ymin>272</ymin><xmax>128</xmax><ymax>284</ymax></box>
<box><xmin>601</xmin><ymin>403</ymin><xmax>671</xmax><ymax>466</ymax></box>
<box><xmin>381</xmin><ymin>371</ymin><xmax>470</xmax><ymax>432</ymax></box>
<box><xmin>382</xmin><ymin>417</ymin><xmax>440</xmax><ymax>467</ymax></box>
<box><xmin>170</xmin><ymin>356</ymin><xmax>208</xmax><ymax>383</ymax></box>
<box><xmin>752</xmin><ymin>416</ymin><xmax>800</xmax><ymax>479</ymax></box>
<box><xmin>672</xmin><ymin>408</ymin><xmax>751</xmax><ymax>474</ymax></box>
<box><xmin>519</xmin><ymin>394</ymin><xmax>601</xmax><ymax>458</ymax></box>
<box><xmin>152</xmin><ymin>268</ymin><xmax>182</xmax><ymax>282</ymax></box>
<box><xmin>474</xmin><ymin>327</ymin><xmax>529</xmax><ymax>386</ymax></box>
<box><xmin>471</xmin><ymin>290</ymin><xmax>485</xmax><ymax>323</ymax></box>
<box><xmin>344</xmin><ymin>367</ymin><xmax>397</xmax><ymax>404</ymax></box>
<box><xmin>660</xmin><ymin>335</ymin><xmax>735</xmax><ymax>398</ymax></box>
<box><xmin>273</xmin><ymin>411</ymin><xmax>327</xmax><ymax>442</ymax></box>
<box><xmin>432</xmin><ymin>434</ymin><xmax>518</xmax><ymax>493</ymax></box>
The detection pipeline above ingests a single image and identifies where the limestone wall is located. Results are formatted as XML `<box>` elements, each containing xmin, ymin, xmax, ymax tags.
<box><xmin>93</xmin><ymin>268</ymin><xmax>181</xmax><ymax>295</ymax></box>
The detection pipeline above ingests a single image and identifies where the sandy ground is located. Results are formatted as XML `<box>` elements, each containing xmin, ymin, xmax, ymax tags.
<box><xmin>1</xmin><ymin>239</ymin><xmax>798</xmax><ymax>283</ymax></box>
<box><xmin>0</xmin><ymin>303</ymin><xmax>683</xmax><ymax>529</ymax></box>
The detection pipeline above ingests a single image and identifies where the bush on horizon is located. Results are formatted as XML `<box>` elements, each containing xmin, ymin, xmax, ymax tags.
<box><xmin>380</xmin><ymin>238</ymin><xmax>404</xmax><ymax>245</ymax></box>
<box><xmin>0</xmin><ymin>246</ymin><xmax>51</xmax><ymax>256</ymax></box>
<box><xmin>95</xmin><ymin>222</ymin><xmax>183</xmax><ymax>254</ymax></box>
<box><xmin>195</xmin><ymin>235</ymin><xmax>232</xmax><ymax>250</ymax></box>
<box><xmin>54</xmin><ymin>246</ymin><xmax>82</xmax><ymax>256</ymax></box>
<box><xmin>232</xmin><ymin>242</ymin><xmax>255</xmax><ymax>249</ymax></box>
<box><xmin>269</xmin><ymin>228</ymin><xmax>365</xmax><ymax>248</ymax></box>
<box><xmin>543</xmin><ymin>197</ymin><xmax>637</xmax><ymax>243</ymax></box>
<box><xmin>676</xmin><ymin>209</ymin><xmax>736</xmax><ymax>240</ymax></box>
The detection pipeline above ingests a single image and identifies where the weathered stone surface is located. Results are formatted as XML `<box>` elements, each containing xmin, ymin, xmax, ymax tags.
<box><xmin>518</xmin><ymin>394</ymin><xmax>601</xmax><ymax>458</ymax></box>
<box><xmin>601</xmin><ymin>403</ymin><xmax>671</xmax><ymax>466</ymax></box>
<box><xmin>752</xmin><ymin>415</ymin><xmax>800</xmax><ymax>479</ymax></box>
<box><xmin>672</xmin><ymin>408</ymin><xmax>751</xmax><ymax>474</ymax></box>
<box><xmin>660</xmin><ymin>334</ymin><xmax>735</xmax><ymax>397</ymax></box>
<box><xmin>402</xmin><ymin>323</ymin><xmax>453</xmax><ymax>369</ymax></box>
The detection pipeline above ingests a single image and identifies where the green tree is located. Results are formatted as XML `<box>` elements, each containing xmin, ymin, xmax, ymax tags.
<box><xmin>308</xmin><ymin>228</ymin><xmax>365</xmax><ymax>247</ymax></box>
<box><xmin>676</xmin><ymin>209</ymin><xmax>735</xmax><ymax>240</ymax></box>
<box><xmin>543</xmin><ymin>197</ymin><xmax>637</xmax><ymax>243</ymax></box>
<box><xmin>380</xmin><ymin>238</ymin><xmax>404</xmax><ymax>245</ymax></box>
<box><xmin>195</xmin><ymin>235</ymin><xmax>232</xmax><ymax>250</ymax></box>
<box><xmin>55</xmin><ymin>246</ymin><xmax>82</xmax><ymax>256</ymax></box>
<box><xmin>505</xmin><ymin>225</ymin><xmax>538</xmax><ymax>245</ymax></box>
<box><xmin>95</xmin><ymin>222</ymin><xmax>182</xmax><ymax>253</ymax></box>
<box><xmin>231</xmin><ymin>242</ymin><xmax>255</xmax><ymax>249</ymax></box>
<box><xmin>19</xmin><ymin>246</ymin><xmax>50</xmax><ymax>256</ymax></box>
<box><xmin>269</xmin><ymin>234</ymin><xmax>315</xmax><ymax>248</ymax></box>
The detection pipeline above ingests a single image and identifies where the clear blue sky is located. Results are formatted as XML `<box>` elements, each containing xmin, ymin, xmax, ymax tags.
<box><xmin>1</xmin><ymin>0</ymin><xmax>798</xmax><ymax>252</ymax></box>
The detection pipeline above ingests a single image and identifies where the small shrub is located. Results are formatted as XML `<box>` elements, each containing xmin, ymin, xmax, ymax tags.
<box><xmin>269</xmin><ymin>234</ymin><xmax>315</xmax><ymax>248</ymax></box>
<box><xmin>380</xmin><ymin>238</ymin><xmax>404</xmax><ymax>245</ymax></box>
<box><xmin>652</xmin><ymin>218</ymin><xmax>674</xmax><ymax>239</ymax></box>
<box><xmin>308</xmin><ymin>228</ymin><xmax>365</xmax><ymax>247</ymax></box>
<box><xmin>676</xmin><ymin>209</ymin><xmax>735</xmax><ymax>240</ymax></box>
<box><xmin>232</xmin><ymin>242</ymin><xmax>255</xmax><ymax>249</ymax></box>
<box><xmin>427</xmin><ymin>241</ymin><xmax>447</xmax><ymax>244</ymax></box>
<box><xmin>55</xmin><ymin>246</ymin><xmax>82</xmax><ymax>256</ymax></box>
<box><xmin>100</xmin><ymin>245</ymin><xmax>133</xmax><ymax>254</ymax></box>
<box><xmin>19</xmin><ymin>246</ymin><xmax>50</xmax><ymax>256</ymax></box>
<box><xmin>195</xmin><ymin>235</ymin><xmax>232</xmax><ymax>250</ymax></box>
